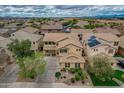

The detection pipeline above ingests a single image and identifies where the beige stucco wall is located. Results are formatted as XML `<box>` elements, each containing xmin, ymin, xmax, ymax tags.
<box><xmin>31</xmin><ymin>38</ymin><xmax>42</xmax><ymax>51</ymax></box>
<box><xmin>85</xmin><ymin>45</ymin><xmax>116</xmax><ymax>57</ymax></box>
<box><xmin>58</xmin><ymin>44</ymin><xmax>82</xmax><ymax>56</ymax></box>
<box><xmin>59</xmin><ymin>63</ymin><xmax>84</xmax><ymax>69</ymax></box>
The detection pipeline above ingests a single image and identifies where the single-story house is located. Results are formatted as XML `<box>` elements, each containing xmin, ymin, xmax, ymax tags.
<box><xmin>10</xmin><ymin>31</ymin><xmax>43</xmax><ymax>51</ymax></box>
<box><xmin>39</xmin><ymin>22</ymin><xmax>63</xmax><ymax>35</ymax></box>
<box><xmin>93</xmin><ymin>27</ymin><xmax>121</xmax><ymax>36</ymax></box>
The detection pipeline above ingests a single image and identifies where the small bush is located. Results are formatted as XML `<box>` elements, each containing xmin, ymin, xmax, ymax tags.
<box><xmin>55</xmin><ymin>72</ymin><xmax>61</xmax><ymax>79</ymax></box>
<box><xmin>75</xmin><ymin>74</ymin><xmax>81</xmax><ymax>81</ymax></box>
<box><xmin>69</xmin><ymin>68</ymin><xmax>76</xmax><ymax>74</ymax></box>
<box><xmin>27</xmin><ymin>69</ymin><xmax>36</xmax><ymax>79</ymax></box>
<box><xmin>75</xmin><ymin>68</ymin><xmax>82</xmax><ymax>72</ymax></box>
<box><xmin>71</xmin><ymin>78</ymin><xmax>75</xmax><ymax>83</ymax></box>
<box><xmin>77</xmin><ymin>70</ymin><xmax>83</xmax><ymax>76</ymax></box>
<box><xmin>121</xmin><ymin>75</ymin><xmax>124</xmax><ymax>79</ymax></box>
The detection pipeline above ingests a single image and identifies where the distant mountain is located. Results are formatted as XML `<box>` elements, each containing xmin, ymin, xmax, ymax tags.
<box><xmin>0</xmin><ymin>5</ymin><xmax>124</xmax><ymax>18</ymax></box>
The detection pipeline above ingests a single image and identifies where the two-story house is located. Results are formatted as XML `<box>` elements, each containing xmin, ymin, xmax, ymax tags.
<box><xmin>43</xmin><ymin>33</ymin><xmax>85</xmax><ymax>69</ymax></box>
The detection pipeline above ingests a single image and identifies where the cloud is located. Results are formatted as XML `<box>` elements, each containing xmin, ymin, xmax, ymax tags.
<box><xmin>0</xmin><ymin>5</ymin><xmax>123</xmax><ymax>18</ymax></box>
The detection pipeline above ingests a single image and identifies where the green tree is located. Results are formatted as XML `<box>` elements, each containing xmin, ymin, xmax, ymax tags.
<box><xmin>88</xmin><ymin>53</ymin><xmax>114</xmax><ymax>81</ymax></box>
<box><xmin>8</xmin><ymin>39</ymin><xmax>33</xmax><ymax>58</ymax></box>
<box><xmin>8</xmin><ymin>40</ymin><xmax>46</xmax><ymax>79</ymax></box>
<box><xmin>17</xmin><ymin>52</ymin><xmax>46</xmax><ymax>79</ymax></box>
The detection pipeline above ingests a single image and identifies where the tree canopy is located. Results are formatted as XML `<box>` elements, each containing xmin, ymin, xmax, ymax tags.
<box><xmin>7</xmin><ymin>39</ymin><xmax>33</xmax><ymax>58</ymax></box>
<box><xmin>8</xmin><ymin>39</ymin><xmax>46</xmax><ymax>79</ymax></box>
<box><xmin>88</xmin><ymin>53</ymin><xmax>115</xmax><ymax>81</ymax></box>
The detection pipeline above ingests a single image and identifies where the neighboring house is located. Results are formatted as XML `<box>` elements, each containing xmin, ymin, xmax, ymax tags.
<box><xmin>93</xmin><ymin>27</ymin><xmax>121</xmax><ymax>36</ymax></box>
<box><xmin>0</xmin><ymin>28</ymin><xmax>17</xmax><ymax>38</ymax></box>
<box><xmin>19</xmin><ymin>26</ymin><xmax>39</xmax><ymax>34</ymax></box>
<box><xmin>0</xmin><ymin>36</ymin><xmax>6</xmax><ymax>41</ymax></box>
<box><xmin>0</xmin><ymin>47</ymin><xmax>11</xmax><ymax>70</ymax></box>
<box><xmin>10</xmin><ymin>31</ymin><xmax>43</xmax><ymax>51</ymax></box>
<box><xmin>43</xmin><ymin>33</ymin><xmax>85</xmax><ymax>69</ymax></box>
<box><xmin>118</xmin><ymin>36</ymin><xmax>124</xmax><ymax>57</ymax></box>
<box><xmin>83</xmin><ymin>33</ymin><xmax>119</xmax><ymax>57</ymax></box>
<box><xmin>70</xmin><ymin>28</ymin><xmax>93</xmax><ymax>34</ymax></box>
<box><xmin>4</xmin><ymin>22</ymin><xmax>24</xmax><ymax>29</ymax></box>
<box><xmin>0</xmin><ymin>36</ymin><xmax>14</xmax><ymax>63</ymax></box>
<box><xmin>0</xmin><ymin>28</ymin><xmax>10</xmax><ymax>37</ymax></box>
<box><xmin>39</xmin><ymin>22</ymin><xmax>63</xmax><ymax>35</ymax></box>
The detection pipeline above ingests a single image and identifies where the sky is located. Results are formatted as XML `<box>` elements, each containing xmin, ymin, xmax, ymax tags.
<box><xmin>0</xmin><ymin>5</ymin><xmax>124</xmax><ymax>18</ymax></box>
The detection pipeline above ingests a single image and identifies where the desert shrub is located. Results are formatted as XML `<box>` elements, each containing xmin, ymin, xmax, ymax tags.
<box><xmin>69</xmin><ymin>68</ymin><xmax>76</xmax><ymax>74</ymax></box>
<box><xmin>71</xmin><ymin>78</ymin><xmax>75</xmax><ymax>83</ymax></box>
<box><xmin>77</xmin><ymin>70</ymin><xmax>83</xmax><ymax>76</ymax></box>
<box><xmin>55</xmin><ymin>72</ymin><xmax>61</xmax><ymax>79</ymax></box>
<box><xmin>75</xmin><ymin>74</ymin><xmax>81</xmax><ymax>81</ymax></box>
<box><xmin>27</xmin><ymin>69</ymin><xmax>36</xmax><ymax>79</ymax></box>
<box><xmin>75</xmin><ymin>68</ymin><xmax>82</xmax><ymax>72</ymax></box>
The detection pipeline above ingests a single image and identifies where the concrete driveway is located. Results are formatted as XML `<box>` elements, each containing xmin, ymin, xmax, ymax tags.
<box><xmin>36</xmin><ymin>57</ymin><xmax>59</xmax><ymax>83</ymax></box>
<box><xmin>0</xmin><ymin>63</ymin><xmax>18</xmax><ymax>83</ymax></box>
<box><xmin>0</xmin><ymin>57</ymin><xmax>65</xmax><ymax>88</ymax></box>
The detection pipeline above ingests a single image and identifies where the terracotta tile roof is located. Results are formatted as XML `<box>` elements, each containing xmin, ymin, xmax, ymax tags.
<box><xmin>71</xmin><ymin>29</ymin><xmax>93</xmax><ymax>33</ymax></box>
<box><xmin>59</xmin><ymin>54</ymin><xmax>85</xmax><ymax>63</ymax></box>
<box><xmin>0</xmin><ymin>36</ymin><xmax>6</xmax><ymax>41</ymax></box>
<box><xmin>41</xmin><ymin>23</ymin><xmax>63</xmax><ymax>30</ymax></box>
<box><xmin>43</xmin><ymin>33</ymin><xmax>83</xmax><ymax>48</ymax></box>
<box><xmin>0</xmin><ymin>38</ymin><xmax>12</xmax><ymax>48</ymax></box>
<box><xmin>58</xmin><ymin>38</ymin><xmax>82</xmax><ymax>49</ymax></box>
<box><xmin>83</xmin><ymin>33</ymin><xmax>119</xmax><ymax>42</ymax></box>
<box><xmin>19</xmin><ymin>27</ymin><xmax>39</xmax><ymax>34</ymax></box>
<box><xmin>11</xmin><ymin>31</ymin><xmax>42</xmax><ymax>42</ymax></box>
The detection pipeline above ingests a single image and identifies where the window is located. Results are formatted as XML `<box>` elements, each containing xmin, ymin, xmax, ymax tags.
<box><xmin>76</xmin><ymin>49</ymin><xmax>81</xmax><ymax>51</ymax></box>
<box><xmin>52</xmin><ymin>42</ymin><xmax>55</xmax><ymax>45</ymax></box>
<box><xmin>45</xmin><ymin>42</ymin><xmax>48</xmax><ymax>45</ymax></box>
<box><xmin>49</xmin><ymin>42</ymin><xmax>52</xmax><ymax>45</ymax></box>
<box><xmin>108</xmin><ymin>49</ymin><xmax>114</xmax><ymax>54</ymax></box>
<box><xmin>114</xmin><ymin>42</ymin><xmax>119</xmax><ymax>46</ymax></box>
<box><xmin>38</xmin><ymin>32</ymin><xmax>41</xmax><ymax>34</ymax></box>
<box><xmin>75</xmin><ymin>63</ymin><xmax>80</xmax><ymax>68</ymax></box>
<box><xmin>56</xmin><ymin>43</ymin><xmax>58</xmax><ymax>46</ymax></box>
<box><xmin>60</xmin><ymin>48</ymin><xmax>67</xmax><ymax>53</ymax></box>
<box><xmin>12</xmin><ymin>34</ymin><xmax>14</xmax><ymax>36</ymax></box>
<box><xmin>94</xmin><ymin>49</ymin><xmax>98</xmax><ymax>52</ymax></box>
<box><xmin>65</xmin><ymin>63</ymin><xmax>70</xmax><ymax>68</ymax></box>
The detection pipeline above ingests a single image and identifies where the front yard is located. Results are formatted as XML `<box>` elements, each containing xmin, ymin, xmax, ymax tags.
<box><xmin>113</xmin><ymin>70</ymin><xmax>124</xmax><ymax>83</ymax></box>
<box><xmin>89</xmin><ymin>70</ymin><xmax>124</xmax><ymax>86</ymax></box>
<box><xmin>55</xmin><ymin>68</ymin><xmax>91</xmax><ymax>86</ymax></box>
<box><xmin>89</xmin><ymin>73</ymin><xmax>119</xmax><ymax>86</ymax></box>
